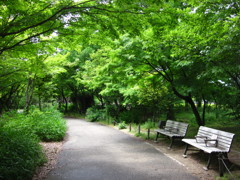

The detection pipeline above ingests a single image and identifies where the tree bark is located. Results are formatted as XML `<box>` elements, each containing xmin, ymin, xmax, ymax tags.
<box><xmin>25</xmin><ymin>77</ymin><xmax>35</xmax><ymax>113</ymax></box>
<box><xmin>171</xmin><ymin>86</ymin><xmax>204</xmax><ymax>126</ymax></box>
<box><xmin>61</xmin><ymin>88</ymin><xmax>68</xmax><ymax>112</ymax></box>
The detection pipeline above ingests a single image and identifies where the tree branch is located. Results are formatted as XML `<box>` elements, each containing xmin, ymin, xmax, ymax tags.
<box><xmin>0</xmin><ymin>25</ymin><xmax>62</xmax><ymax>55</ymax></box>
<box><xmin>0</xmin><ymin>0</ymin><xmax>95</xmax><ymax>38</ymax></box>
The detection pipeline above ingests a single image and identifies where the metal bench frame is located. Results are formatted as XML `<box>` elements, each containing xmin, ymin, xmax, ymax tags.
<box><xmin>154</xmin><ymin>120</ymin><xmax>189</xmax><ymax>149</ymax></box>
<box><xmin>182</xmin><ymin>126</ymin><xmax>235</xmax><ymax>176</ymax></box>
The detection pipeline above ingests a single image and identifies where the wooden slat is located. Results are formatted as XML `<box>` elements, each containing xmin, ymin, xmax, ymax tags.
<box><xmin>155</xmin><ymin>120</ymin><xmax>188</xmax><ymax>138</ymax></box>
<box><xmin>183</xmin><ymin>126</ymin><xmax>235</xmax><ymax>153</ymax></box>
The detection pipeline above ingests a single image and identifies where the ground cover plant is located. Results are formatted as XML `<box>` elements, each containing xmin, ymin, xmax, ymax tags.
<box><xmin>0</xmin><ymin>107</ymin><xmax>67</xmax><ymax>180</ymax></box>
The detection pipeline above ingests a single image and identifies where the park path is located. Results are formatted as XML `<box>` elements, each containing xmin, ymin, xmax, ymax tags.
<box><xmin>46</xmin><ymin>118</ymin><xmax>199</xmax><ymax>180</ymax></box>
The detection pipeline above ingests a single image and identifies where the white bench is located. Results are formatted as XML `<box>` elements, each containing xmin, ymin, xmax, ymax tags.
<box><xmin>182</xmin><ymin>126</ymin><xmax>235</xmax><ymax>175</ymax></box>
<box><xmin>154</xmin><ymin>120</ymin><xmax>189</xmax><ymax>148</ymax></box>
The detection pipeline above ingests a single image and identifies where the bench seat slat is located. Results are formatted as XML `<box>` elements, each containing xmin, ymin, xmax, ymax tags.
<box><xmin>154</xmin><ymin>120</ymin><xmax>189</xmax><ymax>148</ymax></box>
<box><xmin>182</xmin><ymin>139</ymin><xmax>229</xmax><ymax>153</ymax></box>
<box><xmin>182</xmin><ymin>126</ymin><xmax>234</xmax><ymax>176</ymax></box>
<box><xmin>183</xmin><ymin>126</ymin><xmax>235</xmax><ymax>154</ymax></box>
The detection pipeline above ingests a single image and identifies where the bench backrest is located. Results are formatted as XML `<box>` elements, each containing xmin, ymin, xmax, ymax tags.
<box><xmin>197</xmin><ymin>126</ymin><xmax>235</xmax><ymax>152</ymax></box>
<box><xmin>165</xmin><ymin>120</ymin><xmax>189</xmax><ymax>136</ymax></box>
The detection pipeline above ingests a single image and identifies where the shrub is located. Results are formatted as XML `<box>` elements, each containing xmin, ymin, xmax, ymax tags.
<box><xmin>86</xmin><ymin>107</ymin><xmax>107</xmax><ymax>122</ymax></box>
<box><xmin>2</xmin><ymin>111</ymin><xmax>34</xmax><ymax>136</ymax></box>
<box><xmin>0</xmin><ymin>128</ymin><xmax>46</xmax><ymax>180</ymax></box>
<box><xmin>0</xmin><ymin>106</ymin><xmax>66</xmax><ymax>180</ymax></box>
<box><xmin>3</xmin><ymin>107</ymin><xmax>67</xmax><ymax>142</ymax></box>
<box><xmin>29</xmin><ymin>107</ymin><xmax>67</xmax><ymax>141</ymax></box>
<box><xmin>118</xmin><ymin>121</ymin><xmax>127</xmax><ymax>129</ymax></box>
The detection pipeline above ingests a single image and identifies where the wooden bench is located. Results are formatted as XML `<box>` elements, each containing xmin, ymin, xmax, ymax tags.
<box><xmin>154</xmin><ymin>120</ymin><xmax>189</xmax><ymax>148</ymax></box>
<box><xmin>182</xmin><ymin>126</ymin><xmax>235</xmax><ymax>176</ymax></box>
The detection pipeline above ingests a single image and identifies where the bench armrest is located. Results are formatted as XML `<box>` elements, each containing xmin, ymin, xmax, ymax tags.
<box><xmin>195</xmin><ymin>136</ymin><xmax>207</xmax><ymax>143</ymax></box>
<box><xmin>204</xmin><ymin>139</ymin><xmax>218</xmax><ymax>147</ymax></box>
<box><xmin>195</xmin><ymin>136</ymin><xmax>207</xmax><ymax>138</ymax></box>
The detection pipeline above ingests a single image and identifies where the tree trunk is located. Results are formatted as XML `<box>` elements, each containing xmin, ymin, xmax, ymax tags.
<box><xmin>38</xmin><ymin>94</ymin><xmax>42</xmax><ymax>111</ymax></box>
<box><xmin>171</xmin><ymin>86</ymin><xmax>204</xmax><ymax>126</ymax></box>
<box><xmin>25</xmin><ymin>77</ymin><xmax>35</xmax><ymax>113</ymax></box>
<box><xmin>202</xmin><ymin>95</ymin><xmax>207</xmax><ymax>126</ymax></box>
<box><xmin>61</xmin><ymin>88</ymin><xmax>68</xmax><ymax>112</ymax></box>
<box><xmin>187</xmin><ymin>97</ymin><xmax>204</xmax><ymax>126</ymax></box>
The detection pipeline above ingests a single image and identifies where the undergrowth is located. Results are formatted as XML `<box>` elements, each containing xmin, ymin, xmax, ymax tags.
<box><xmin>0</xmin><ymin>106</ymin><xmax>67</xmax><ymax>180</ymax></box>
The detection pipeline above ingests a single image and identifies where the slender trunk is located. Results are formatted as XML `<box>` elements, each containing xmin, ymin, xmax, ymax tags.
<box><xmin>25</xmin><ymin>79</ymin><xmax>31</xmax><ymax>113</ymax></box>
<box><xmin>202</xmin><ymin>95</ymin><xmax>207</xmax><ymax>126</ymax></box>
<box><xmin>0</xmin><ymin>99</ymin><xmax>3</xmax><ymax>115</ymax></box>
<box><xmin>25</xmin><ymin>77</ymin><xmax>35</xmax><ymax>113</ymax></box>
<box><xmin>97</xmin><ymin>95</ymin><xmax>104</xmax><ymax>108</ymax></box>
<box><xmin>114</xmin><ymin>99</ymin><xmax>120</xmax><ymax>120</ymax></box>
<box><xmin>61</xmin><ymin>88</ymin><xmax>68</xmax><ymax>112</ymax></box>
<box><xmin>38</xmin><ymin>94</ymin><xmax>42</xmax><ymax>111</ymax></box>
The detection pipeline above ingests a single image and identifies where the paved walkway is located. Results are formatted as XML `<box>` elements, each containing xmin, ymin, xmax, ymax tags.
<box><xmin>46</xmin><ymin>118</ymin><xmax>199</xmax><ymax>180</ymax></box>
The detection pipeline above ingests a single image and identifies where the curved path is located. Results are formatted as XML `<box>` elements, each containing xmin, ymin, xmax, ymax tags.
<box><xmin>46</xmin><ymin>118</ymin><xmax>198</xmax><ymax>180</ymax></box>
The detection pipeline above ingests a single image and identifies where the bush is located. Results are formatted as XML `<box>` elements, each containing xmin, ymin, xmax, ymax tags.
<box><xmin>0</xmin><ymin>128</ymin><xmax>46</xmax><ymax>180</ymax></box>
<box><xmin>0</xmin><ymin>106</ymin><xmax>66</xmax><ymax>180</ymax></box>
<box><xmin>86</xmin><ymin>107</ymin><xmax>107</xmax><ymax>122</ymax></box>
<box><xmin>3</xmin><ymin>107</ymin><xmax>67</xmax><ymax>142</ymax></box>
<box><xmin>30</xmin><ymin>107</ymin><xmax>67</xmax><ymax>141</ymax></box>
<box><xmin>118</xmin><ymin>121</ymin><xmax>127</xmax><ymax>129</ymax></box>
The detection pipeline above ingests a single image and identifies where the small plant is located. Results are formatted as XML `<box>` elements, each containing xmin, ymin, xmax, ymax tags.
<box><xmin>118</xmin><ymin>121</ymin><xmax>127</xmax><ymax>129</ymax></box>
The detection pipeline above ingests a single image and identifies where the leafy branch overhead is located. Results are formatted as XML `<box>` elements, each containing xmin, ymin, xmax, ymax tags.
<box><xmin>0</xmin><ymin>0</ymin><xmax>152</xmax><ymax>55</ymax></box>
<box><xmin>0</xmin><ymin>0</ymin><xmax>239</xmax><ymax>124</ymax></box>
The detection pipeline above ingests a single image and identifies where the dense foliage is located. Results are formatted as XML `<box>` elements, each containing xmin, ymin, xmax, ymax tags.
<box><xmin>0</xmin><ymin>107</ymin><xmax>66</xmax><ymax>179</ymax></box>
<box><xmin>0</xmin><ymin>0</ymin><xmax>239</xmax><ymax>125</ymax></box>
<box><xmin>2</xmin><ymin>107</ymin><xmax>66</xmax><ymax>141</ymax></box>
<box><xmin>0</xmin><ymin>1</ymin><xmax>239</xmax><ymax>178</ymax></box>
<box><xmin>0</xmin><ymin>128</ymin><xmax>46</xmax><ymax>180</ymax></box>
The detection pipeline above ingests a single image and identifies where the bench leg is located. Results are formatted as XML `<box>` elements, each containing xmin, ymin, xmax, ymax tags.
<box><xmin>203</xmin><ymin>153</ymin><xmax>213</xmax><ymax>171</ymax></box>
<box><xmin>169</xmin><ymin>138</ymin><xmax>174</xmax><ymax>149</ymax></box>
<box><xmin>154</xmin><ymin>132</ymin><xmax>159</xmax><ymax>142</ymax></box>
<box><xmin>183</xmin><ymin>144</ymin><xmax>189</xmax><ymax>158</ymax></box>
<box><xmin>218</xmin><ymin>153</ymin><xmax>224</xmax><ymax>177</ymax></box>
<box><xmin>218</xmin><ymin>153</ymin><xmax>230</xmax><ymax>177</ymax></box>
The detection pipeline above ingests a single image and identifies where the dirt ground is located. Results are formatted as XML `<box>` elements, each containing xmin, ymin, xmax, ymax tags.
<box><xmin>32</xmin><ymin>127</ymin><xmax>240</xmax><ymax>180</ymax></box>
<box><xmin>32</xmin><ymin>141</ymin><xmax>64</xmax><ymax>180</ymax></box>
